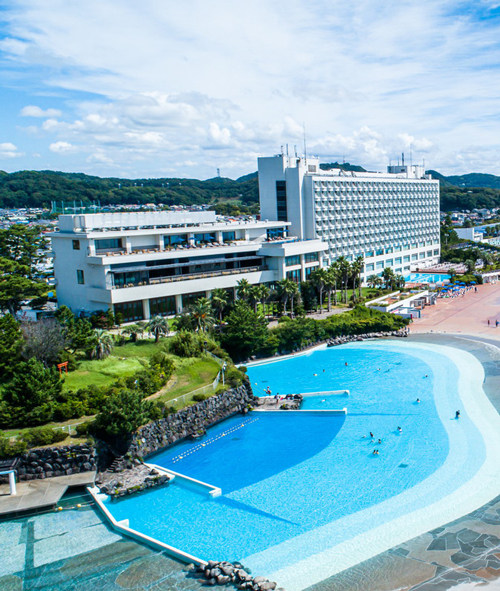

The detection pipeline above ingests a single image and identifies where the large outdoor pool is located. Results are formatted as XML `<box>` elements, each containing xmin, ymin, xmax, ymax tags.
<box><xmin>104</xmin><ymin>341</ymin><xmax>500</xmax><ymax>590</ymax></box>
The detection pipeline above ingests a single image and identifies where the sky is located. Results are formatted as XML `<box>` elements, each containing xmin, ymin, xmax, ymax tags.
<box><xmin>1</xmin><ymin>0</ymin><xmax>500</xmax><ymax>179</ymax></box>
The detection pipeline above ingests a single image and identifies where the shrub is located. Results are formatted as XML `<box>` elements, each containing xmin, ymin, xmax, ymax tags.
<box><xmin>192</xmin><ymin>393</ymin><xmax>208</xmax><ymax>402</ymax></box>
<box><xmin>168</xmin><ymin>330</ymin><xmax>202</xmax><ymax>358</ymax></box>
<box><xmin>75</xmin><ymin>421</ymin><xmax>93</xmax><ymax>437</ymax></box>
<box><xmin>224</xmin><ymin>366</ymin><xmax>246</xmax><ymax>388</ymax></box>
<box><xmin>22</xmin><ymin>426</ymin><xmax>68</xmax><ymax>447</ymax></box>
<box><xmin>0</xmin><ymin>437</ymin><xmax>28</xmax><ymax>458</ymax></box>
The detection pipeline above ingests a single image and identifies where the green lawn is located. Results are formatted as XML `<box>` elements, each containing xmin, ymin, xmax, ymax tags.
<box><xmin>155</xmin><ymin>357</ymin><xmax>221</xmax><ymax>407</ymax></box>
<box><xmin>63</xmin><ymin>339</ymin><xmax>165</xmax><ymax>391</ymax></box>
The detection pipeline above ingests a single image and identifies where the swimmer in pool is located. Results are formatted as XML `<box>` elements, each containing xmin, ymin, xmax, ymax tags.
<box><xmin>397</xmin><ymin>426</ymin><xmax>403</xmax><ymax>433</ymax></box>
<box><xmin>416</xmin><ymin>398</ymin><xmax>420</xmax><ymax>403</ymax></box>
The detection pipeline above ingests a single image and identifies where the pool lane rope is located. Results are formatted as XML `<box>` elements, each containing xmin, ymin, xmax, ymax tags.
<box><xmin>171</xmin><ymin>418</ymin><xmax>259</xmax><ymax>464</ymax></box>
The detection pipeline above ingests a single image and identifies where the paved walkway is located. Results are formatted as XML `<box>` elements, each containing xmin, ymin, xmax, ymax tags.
<box><xmin>0</xmin><ymin>472</ymin><xmax>96</xmax><ymax>516</ymax></box>
<box><xmin>411</xmin><ymin>282</ymin><xmax>500</xmax><ymax>339</ymax></box>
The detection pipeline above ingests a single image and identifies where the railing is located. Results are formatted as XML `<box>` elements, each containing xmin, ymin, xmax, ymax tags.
<box><xmin>112</xmin><ymin>265</ymin><xmax>269</xmax><ymax>288</ymax></box>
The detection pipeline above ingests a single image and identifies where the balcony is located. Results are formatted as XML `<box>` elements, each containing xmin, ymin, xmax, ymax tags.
<box><xmin>112</xmin><ymin>265</ymin><xmax>269</xmax><ymax>289</ymax></box>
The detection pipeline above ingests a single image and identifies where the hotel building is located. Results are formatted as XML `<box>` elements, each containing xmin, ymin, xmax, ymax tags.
<box><xmin>258</xmin><ymin>154</ymin><xmax>440</xmax><ymax>281</ymax></box>
<box><xmin>50</xmin><ymin>211</ymin><xmax>326</xmax><ymax>321</ymax></box>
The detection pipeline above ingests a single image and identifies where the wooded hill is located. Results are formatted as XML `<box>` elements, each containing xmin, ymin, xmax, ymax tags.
<box><xmin>3</xmin><ymin>164</ymin><xmax>500</xmax><ymax>213</ymax></box>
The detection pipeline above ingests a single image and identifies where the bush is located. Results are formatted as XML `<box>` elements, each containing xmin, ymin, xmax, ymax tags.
<box><xmin>224</xmin><ymin>366</ymin><xmax>246</xmax><ymax>388</ymax></box>
<box><xmin>192</xmin><ymin>393</ymin><xmax>208</xmax><ymax>402</ymax></box>
<box><xmin>0</xmin><ymin>437</ymin><xmax>28</xmax><ymax>458</ymax></box>
<box><xmin>22</xmin><ymin>426</ymin><xmax>68</xmax><ymax>447</ymax></box>
<box><xmin>75</xmin><ymin>421</ymin><xmax>93</xmax><ymax>437</ymax></box>
<box><xmin>168</xmin><ymin>330</ymin><xmax>202</xmax><ymax>357</ymax></box>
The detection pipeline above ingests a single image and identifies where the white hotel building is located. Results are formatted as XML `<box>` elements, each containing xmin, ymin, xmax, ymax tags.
<box><xmin>258</xmin><ymin>154</ymin><xmax>440</xmax><ymax>281</ymax></box>
<box><xmin>51</xmin><ymin>154</ymin><xmax>440</xmax><ymax>321</ymax></box>
<box><xmin>50</xmin><ymin>211</ymin><xmax>326</xmax><ymax>322</ymax></box>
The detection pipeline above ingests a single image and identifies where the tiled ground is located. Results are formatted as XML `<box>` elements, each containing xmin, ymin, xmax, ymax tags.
<box><xmin>0</xmin><ymin>494</ymin><xmax>207</xmax><ymax>591</ymax></box>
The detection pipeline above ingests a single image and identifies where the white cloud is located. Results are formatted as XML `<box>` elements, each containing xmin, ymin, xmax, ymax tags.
<box><xmin>2</xmin><ymin>1</ymin><xmax>500</xmax><ymax>176</ymax></box>
<box><xmin>20</xmin><ymin>105</ymin><xmax>62</xmax><ymax>117</ymax></box>
<box><xmin>0</xmin><ymin>142</ymin><xmax>24</xmax><ymax>158</ymax></box>
<box><xmin>49</xmin><ymin>141</ymin><xmax>77</xmax><ymax>154</ymax></box>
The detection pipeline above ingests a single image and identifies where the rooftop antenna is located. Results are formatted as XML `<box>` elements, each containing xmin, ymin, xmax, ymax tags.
<box><xmin>303</xmin><ymin>123</ymin><xmax>307</xmax><ymax>161</ymax></box>
<box><xmin>280</xmin><ymin>145</ymin><xmax>284</xmax><ymax>155</ymax></box>
<box><xmin>402</xmin><ymin>152</ymin><xmax>405</xmax><ymax>166</ymax></box>
<box><xmin>294</xmin><ymin>145</ymin><xmax>298</xmax><ymax>157</ymax></box>
<box><xmin>286</xmin><ymin>143</ymin><xmax>289</xmax><ymax>156</ymax></box>
<box><xmin>217</xmin><ymin>168</ymin><xmax>221</xmax><ymax>178</ymax></box>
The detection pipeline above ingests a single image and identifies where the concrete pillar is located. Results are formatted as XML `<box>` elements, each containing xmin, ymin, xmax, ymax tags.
<box><xmin>244</xmin><ymin>229</ymin><xmax>250</xmax><ymax>241</ymax></box>
<box><xmin>175</xmin><ymin>294</ymin><xmax>183</xmax><ymax>314</ymax></box>
<box><xmin>216</xmin><ymin>231</ymin><xmax>223</xmax><ymax>244</ymax></box>
<box><xmin>9</xmin><ymin>471</ymin><xmax>16</xmax><ymax>496</ymax></box>
<box><xmin>188</xmin><ymin>233</ymin><xmax>195</xmax><ymax>246</ymax></box>
<box><xmin>205</xmin><ymin>290</ymin><xmax>212</xmax><ymax>299</ymax></box>
<box><xmin>142</xmin><ymin>299</ymin><xmax>150</xmax><ymax>320</ymax></box>
<box><xmin>157</xmin><ymin>234</ymin><xmax>164</xmax><ymax>251</ymax></box>
<box><xmin>125</xmin><ymin>237</ymin><xmax>132</xmax><ymax>254</ymax></box>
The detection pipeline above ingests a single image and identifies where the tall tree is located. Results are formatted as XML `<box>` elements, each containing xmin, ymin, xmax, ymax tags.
<box><xmin>90</xmin><ymin>329</ymin><xmax>114</xmax><ymax>359</ymax></box>
<box><xmin>336</xmin><ymin>257</ymin><xmax>351</xmax><ymax>304</ymax></box>
<box><xmin>189</xmin><ymin>298</ymin><xmax>215</xmax><ymax>332</ymax></box>
<box><xmin>248</xmin><ymin>285</ymin><xmax>261</xmax><ymax>313</ymax></box>
<box><xmin>257</xmin><ymin>284</ymin><xmax>270</xmax><ymax>317</ymax></box>
<box><xmin>221</xmin><ymin>301</ymin><xmax>268</xmax><ymax>361</ymax></box>
<box><xmin>147</xmin><ymin>315</ymin><xmax>169</xmax><ymax>342</ymax></box>
<box><xmin>0</xmin><ymin>314</ymin><xmax>23</xmax><ymax>381</ymax></box>
<box><xmin>236</xmin><ymin>278</ymin><xmax>251</xmax><ymax>301</ymax></box>
<box><xmin>211</xmin><ymin>288</ymin><xmax>229</xmax><ymax>323</ymax></box>
<box><xmin>0</xmin><ymin>258</ymin><xmax>47</xmax><ymax>315</ymax></box>
<box><xmin>0</xmin><ymin>225</ymin><xmax>48</xmax><ymax>279</ymax></box>
<box><xmin>352</xmin><ymin>256</ymin><xmax>365</xmax><ymax>301</ymax></box>
<box><xmin>21</xmin><ymin>318</ymin><xmax>66</xmax><ymax>367</ymax></box>
<box><xmin>310</xmin><ymin>268</ymin><xmax>328</xmax><ymax>311</ymax></box>
<box><xmin>382</xmin><ymin>267</ymin><xmax>396</xmax><ymax>290</ymax></box>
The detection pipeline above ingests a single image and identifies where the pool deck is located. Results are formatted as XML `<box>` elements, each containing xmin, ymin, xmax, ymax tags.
<box><xmin>0</xmin><ymin>472</ymin><xmax>96</xmax><ymax>517</ymax></box>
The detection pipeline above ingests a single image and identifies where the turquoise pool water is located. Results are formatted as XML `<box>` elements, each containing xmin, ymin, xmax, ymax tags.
<box><xmin>104</xmin><ymin>341</ymin><xmax>489</xmax><ymax>588</ymax></box>
<box><xmin>404</xmin><ymin>272</ymin><xmax>450</xmax><ymax>283</ymax></box>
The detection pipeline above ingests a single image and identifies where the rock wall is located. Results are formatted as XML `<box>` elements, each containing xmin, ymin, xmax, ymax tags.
<box><xmin>128</xmin><ymin>383</ymin><xmax>253</xmax><ymax>458</ymax></box>
<box><xmin>17</xmin><ymin>444</ymin><xmax>97</xmax><ymax>481</ymax></box>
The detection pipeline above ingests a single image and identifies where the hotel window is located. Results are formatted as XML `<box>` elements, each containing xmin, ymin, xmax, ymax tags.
<box><xmin>403</xmin><ymin>255</ymin><xmax>410</xmax><ymax>263</ymax></box>
<box><xmin>395</xmin><ymin>257</ymin><xmax>402</xmax><ymax>265</ymax></box>
<box><xmin>95</xmin><ymin>238</ymin><xmax>122</xmax><ymax>250</ymax></box>
<box><xmin>76</xmin><ymin>270</ymin><xmax>84</xmax><ymax>284</ymax></box>
<box><xmin>365</xmin><ymin>251</ymin><xmax>374</xmax><ymax>258</ymax></box>
<box><xmin>164</xmin><ymin>234</ymin><xmax>187</xmax><ymax>247</ymax></box>
<box><xmin>72</xmin><ymin>240</ymin><xmax>80</xmax><ymax>250</ymax></box>
<box><xmin>412</xmin><ymin>254</ymin><xmax>418</xmax><ymax>261</ymax></box>
<box><xmin>194</xmin><ymin>232</ymin><xmax>216</xmax><ymax>245</ymax></box>
<box><xmin>395</xmin><ymin>246</ymin><xmax>402</xmax><ymax>252</ymax></box>
<box><xmin>150</xmin><ymin>296</ymin><xmax>176</xmax><ymax>317</ymax></box>
<box><xmin>222</xmin><ymin>231</ymin><xmax>235</xmax><ymax>243</ymax></box>
<box><xmin>276</xmin><ymin>180</ymin><xmax>288</xmax><ymax>222</ymax></box>
<box><xmin>376</xmin><ymin>249</ymin><xmax>383</xmax><ymax>256</ymax></box>
<box><xmin>385</xmin><ymin>247</ymin><xmax>393</xmax><ymax>254</ymax></box>
<box><xmin>305</xmin><ymin>267</ymin><xmax>314</xmax><ymax>279</ymax></box>
<box><xmin>114</xmin><ymin>301</ymin><xmax>144</xmax><ymax>323</ymax></box>
<box><xmin>286</xmin><ymin>269</ymin><xmax>301</xmax><ymax>283</ymax></box>
<box><xmin>419</xmin><ymin>252</ymin><xmax>426</xmax><ymax>259</ymax></box>
<box><xmin>386</xmin><ymin>259</ymin><xmax>393</xmax><ymax>267</ymax></box>
<box><xmin>285</xmin><ymin>255</ymin><xmax>300</xmax><ymax>266</ymax></box>
<box><xmin>182</xmin><ymin>291</ymin><xmax>205</xmax><ymax>308</ymax></box>
<box><xmin>305</xmin><ymin>252</ymin><xmax>318</xmax><ymax>263</ymax></box>
<box><xmin>411</xmin><ymin>243</ymin><xmax>418</xmax><ymax>249</ymax></box>
<box><xmin>433</xmin><ymin>249</ymin><xmax>439</xmax><ymax>255</ymax></box>
<box><xmin>365</xmin><ymin>263</ymin><xmax>374</xmax><ymax>272</ymax></box>
<box><xmin>427</xmin><ymin>251</ymin><xmax>432</xmax><ymax>257</ymax></box>
<box><xmin>376</xmin><ymin>261</ymin><xmax>384</xmax><ymax>269</ymax></box>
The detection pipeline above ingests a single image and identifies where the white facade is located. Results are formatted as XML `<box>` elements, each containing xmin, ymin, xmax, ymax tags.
<box><xmin>51</xmin><ymin>210</ymin><xmax>326</xmax><ymax>320</ymax></box>
<box><xmin>258</xmin><ymin>154</ymin><xmax>441</xmax><ymax>281</ymax></box>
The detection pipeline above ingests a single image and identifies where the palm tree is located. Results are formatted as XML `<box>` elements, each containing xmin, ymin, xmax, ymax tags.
<box><xmin>310</xmin><ymin>268</ymin><xmax>328</xmax><ymax>311</ymax></box>
<box><xmin>367</xmin><ymin>274</ymin><xmax>382</xmax><ymax>289</ymax></box>
<box><xmin>329</xmin><ymin>261</ymin><xmax>340</xmax><ymax>305</ymax></box>
<box><xmin>236</xmin><ymin>278</ymin><xmax>251</xmax><ymax>301</ymax></box>
<box><xmin>395</xmin><ymin>274</ymin><xmax>406</xmax><ymax>289</ymax></box>
<box><xmin>248</xmin><ymin>285</ymin><xmax>261</xmax><ymax>313</ymax></box>
<box><xmin>382</xmin><ymin>267</ymin><xmax>395</xmax><ymax>290</ymax></box>
<box><xmin>277</xmin><ymin>278</ymin><xmax>298</xmax><ymax>316</ymax></box>
<box><xmin>121</xmin><ymin>323</ymin><xmax>142</xmax><ymax>342</ymax></box>
<box><xmin>147</xmin><ymin>315</ymin><xmax>169</xmax><ymax>342</ymax></box>
<box><xmin>211</xmin><ymin>288</ymin><xmax>229</xmax><ymax>324</ymax></box>
<box><xmin>288</xmin><ymin>281</ymin><xmax>300</xmax><ymax>317</ymax></box>
<box><xmin>337</xmin><ymin>256</ymin><xmax>351</xmax><ymax>304</ymax></box>
<box><xmin>465</xmin><ymin>259</ymin><xmax>476</xmax><ymax>274</ymax></box>
<box><xmin>91</xmin><ymin>329</ymin><xmax>114</xmax><ymax>360</ymax></box>
<box><xmin>352</xmin><ymin>256</ymin><xmax>364</xmax><ymax>301</ymax></box>
<box><xmin>257</xmin><ymin>284</ymin><xmax>270</xmax><ymax>317</ymax></box>
<box><xmin>189</xmin><ymin>297</ymin><xmax>215</xmax><ymax>332</ymax></box>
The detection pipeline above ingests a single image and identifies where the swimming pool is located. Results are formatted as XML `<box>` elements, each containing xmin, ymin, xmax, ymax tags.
<box><xmin>404</xmin><ymin>272</ymin><xmax>450</xmax><ymax>283</ymax></box>
<box><xmin>103</xmin><ymin>341</ymin><xmax>500</xmax><ymax>590</ymax></box>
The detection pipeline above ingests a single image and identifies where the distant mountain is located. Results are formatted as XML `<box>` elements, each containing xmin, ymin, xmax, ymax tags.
<box><xmin>320</xmin><ymin>162</ymin><xmax>367</xmax><ymax>173</ymax></box>
<box><xmin>0</xmin><ymin>170</ymin><xmax>259</xmax><ymax>211</ymax></box>
<box><xmin>444</xmin><ymin>172</ymin><xmax>500</xmax><ymax>189</ymax></box>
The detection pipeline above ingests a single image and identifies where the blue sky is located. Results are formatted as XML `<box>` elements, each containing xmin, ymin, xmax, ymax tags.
<box><xmin>1</xmin><ymin>0</ymin><xmax>500</xmax><ymax>179</ymax></box>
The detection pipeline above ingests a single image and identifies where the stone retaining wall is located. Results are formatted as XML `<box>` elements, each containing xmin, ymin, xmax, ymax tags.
<box><xmin>128</xmin><ymin>383</ymin><xmax>253</xmax><ymax>459</ymax></box>
<box><xmin>17</xmin><ymin>444</ymin><xmax>97</xmax><ymax>481</ymax></box>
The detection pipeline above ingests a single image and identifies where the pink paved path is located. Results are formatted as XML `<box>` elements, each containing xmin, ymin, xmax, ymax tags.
<box><xmin>411</xmin><ymin>281</ymin><xmax>500</xmax><ymax>339</ymax></box>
